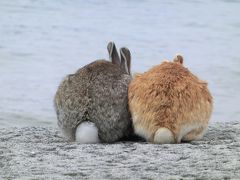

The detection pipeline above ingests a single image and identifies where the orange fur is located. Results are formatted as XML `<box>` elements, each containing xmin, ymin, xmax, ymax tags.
<box><xmin>128</xmin><ymin>55</ymin><xmax>213</xmax><ymax>143</ymax></box>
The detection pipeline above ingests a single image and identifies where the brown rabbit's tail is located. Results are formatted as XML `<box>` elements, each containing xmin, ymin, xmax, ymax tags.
<box><xmin>153</xmin><ymin>127</ymin><xmax>175</xmax><ymax>144</ymax></box>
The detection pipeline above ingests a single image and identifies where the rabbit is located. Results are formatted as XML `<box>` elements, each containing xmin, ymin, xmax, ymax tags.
<box><xmin>128</xmin><ymin>55</ymin><xmax>213</xmax><ymax>144</ymax></box>
<box><xmin>54</xmin><ymin>42</ymin><xmax>132</xmax><ymax>143</ymax></box>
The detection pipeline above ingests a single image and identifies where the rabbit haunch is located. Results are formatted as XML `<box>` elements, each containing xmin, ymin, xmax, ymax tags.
<box><xmin>128</xmin><ymin>55</ymin><xmax>213</xmax><ymax>144</ymax></box>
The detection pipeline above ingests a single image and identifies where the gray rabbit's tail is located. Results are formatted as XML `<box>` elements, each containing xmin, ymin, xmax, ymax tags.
<box><xmin>75</xmin><ymin>121</ymin><xmax>100</xmax><ymax>143</ymax></box>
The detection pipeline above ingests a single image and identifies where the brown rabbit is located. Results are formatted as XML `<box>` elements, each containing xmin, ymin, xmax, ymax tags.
<box><xmin>128</xmin><ymin>55</ymin><xmax>213</xmax><ymax>144</ymax></box>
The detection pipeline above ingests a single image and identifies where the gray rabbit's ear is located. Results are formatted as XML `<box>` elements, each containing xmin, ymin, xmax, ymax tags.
<box><xmin>107</xmin><ymin>42</ymin><xmax>120</xmax><ymax>65</ymax></box>
<box><xmin>120</xmin><ymin>47</ymin><xmax>131</xmax><ymax>75</ymax></box>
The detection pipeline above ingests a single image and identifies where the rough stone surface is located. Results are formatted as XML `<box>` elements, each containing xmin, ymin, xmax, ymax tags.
<box><xmin>0</xmin><ymin>122</ymin><xmax>240</xmax><ymax>179</ymax></box>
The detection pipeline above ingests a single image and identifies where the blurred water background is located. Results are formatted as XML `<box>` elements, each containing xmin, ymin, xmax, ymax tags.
<box><xmin>0</xmin><ymin>0</ymin><xmax>239</xmax><ymax>127</ymax></box>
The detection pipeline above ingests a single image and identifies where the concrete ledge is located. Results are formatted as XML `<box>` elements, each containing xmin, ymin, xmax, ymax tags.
<box><xmin>0</xmin><ymin>122</ymin><xmax>240</xmax><ymax>179</ymax></box>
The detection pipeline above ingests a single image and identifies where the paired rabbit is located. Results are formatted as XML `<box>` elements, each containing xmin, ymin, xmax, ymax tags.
<box><xmin>54</xmin><ymin>42</ymin><xmax>213</xmax><ymax>144</ymax></box>
<box><xmin>54</xmin><ymin>42</ymin><xmax>132</xmax><ymax>143</ymax></box>
<box><xmin>128</xmin><ymin>55</ymin><xmax>213</xmax><ymax>144</ymax></box>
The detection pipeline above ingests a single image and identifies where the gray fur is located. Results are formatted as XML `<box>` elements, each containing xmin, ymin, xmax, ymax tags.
<box><xmin>54</xmin><ymin>42</ymin><xmax>132</xmax><ymax>143</ymax></box>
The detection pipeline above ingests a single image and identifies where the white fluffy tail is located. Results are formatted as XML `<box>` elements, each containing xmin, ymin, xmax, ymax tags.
<box><xmin>75</xmin><ymin>122</ymin><xmax>100</xmax><ymax>144</ymax></box>
<box><xmin>153</xmin><ymin>127</ymin><xmax>175</xmax><ymax>144</ymax></box>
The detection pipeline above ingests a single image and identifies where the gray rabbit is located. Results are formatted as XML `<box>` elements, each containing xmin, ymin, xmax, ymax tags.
<box><xmin>54</xmin><ymin>42</ymin><xmax>132</xmax><ymax>143</ymax></box>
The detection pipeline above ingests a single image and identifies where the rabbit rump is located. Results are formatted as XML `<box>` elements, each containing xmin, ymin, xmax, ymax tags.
<box><xmin>128</xmin><ymin>55</ymin><xmax>213</xmax><ymax>144</ymax></box>
<box><xmin>54</xmin><ymin>42</ymin><xmax>132</xmax><ymax>143</ymax></box>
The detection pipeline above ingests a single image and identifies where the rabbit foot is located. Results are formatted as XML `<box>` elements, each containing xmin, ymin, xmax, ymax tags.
<box><xmin>181</xmin><ymin>126</ymin><xmax>206</xmax><ymax>142</ymax></box>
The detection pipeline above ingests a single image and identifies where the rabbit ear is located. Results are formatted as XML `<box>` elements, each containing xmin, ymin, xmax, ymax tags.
<box><xmin>173</xmin><ymin>54</ymin><xmax>184</xmax><ymax>65</ymax></box>
<box><xmin>120</xmin><ymin>47</ymin><xmax>131</xmax><ymax>75</ymax></box>
<box><xmin>107</xmin><ymin>42</ymin><xmax>120</xmax><ymax>65</ymax></box>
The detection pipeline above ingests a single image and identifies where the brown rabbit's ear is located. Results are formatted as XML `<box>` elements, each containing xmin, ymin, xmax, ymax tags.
<box><xmin>120</xmin><ymin>47</ymin><xmax>131</xmax><ymax>75</ymax></box>
<box><xmin>173</xmin><ymin>54</ymin><xmax>184</xmax><ymax>65</ymax></box>
<box><xmin>107</xmin><ymin>42</ymin><xmax>120</xmax><ymax>65</ymax></box>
